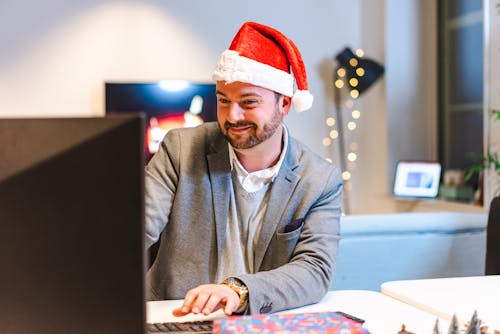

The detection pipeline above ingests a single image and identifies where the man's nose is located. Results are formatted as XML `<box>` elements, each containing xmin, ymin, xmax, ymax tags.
<box><xmin>227</xmin><ymin>102</ymin><xmax>245</xmax><ymax>122</ymax></box>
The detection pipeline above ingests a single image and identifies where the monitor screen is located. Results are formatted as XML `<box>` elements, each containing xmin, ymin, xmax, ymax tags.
<box><xmin>0</xmin><ymin>114</ymin><xmax>146</xmax><ymax>334</ymax></box>
<box><xmin>105</xmin><ymin>81</ymin><xmax>217</xmax><ymax>161</ymax></box>
<box><xmin>393</xmin><ymin>161</ymin><xmax>442</xmax><ymax>198</ymax></box>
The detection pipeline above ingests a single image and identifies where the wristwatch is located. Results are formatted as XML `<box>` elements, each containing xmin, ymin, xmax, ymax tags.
<box><xmin>221</xmin><ymin>277</ymin><xmax>249</xmax><ymax>313</ymax></box>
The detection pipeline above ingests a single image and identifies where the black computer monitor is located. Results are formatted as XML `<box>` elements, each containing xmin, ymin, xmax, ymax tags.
<box><xmin>0</xmin><ymin>114</ymin><xmax>146</xmax><ymax>334</ymax></box>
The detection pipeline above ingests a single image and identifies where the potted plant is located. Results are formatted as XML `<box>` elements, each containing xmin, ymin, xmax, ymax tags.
<box><xmin>465</xmin><ymin>109</ymin><xmax>500</xmax><ymax>205</ymax></box>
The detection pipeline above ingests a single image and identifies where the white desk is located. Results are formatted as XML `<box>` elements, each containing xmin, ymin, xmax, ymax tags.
<box><xmin>381</xmin><ymin>275</ymin><xmax>500</xmax><ymax>331</ymax></box>
<box><xmin>147</xmin><ymin>290</ymin><xmax>449</xmax><ymax>334</ymax></box>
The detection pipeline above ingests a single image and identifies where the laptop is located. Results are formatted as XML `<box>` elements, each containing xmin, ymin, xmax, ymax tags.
<box><xmin>393</xmin><ymin>160</ymin><xmax>442</xmax><ymax>199</ymax></box>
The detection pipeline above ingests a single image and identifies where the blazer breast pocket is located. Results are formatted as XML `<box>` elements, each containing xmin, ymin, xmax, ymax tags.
<box><xmin>269</xmin><ymin>218</ymin><xmax>305</xmax><ymax>267</ymax></box>
<box><xmin>276</xmin><ymin>218</ymin><xmax>304</xmax><ymax>241</ymax></box>
<box><xmin>284</xmin><ymin>218</ymin><xmax>304</xmax><ymax>233</ymax></box>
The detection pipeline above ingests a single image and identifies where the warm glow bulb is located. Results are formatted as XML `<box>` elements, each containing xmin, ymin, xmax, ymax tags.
<box><xmin>349</xmin><ymin>58</ymin><xmax>358</xmax><ymax>67</ymax></box>
<box><xmin>337</xmin><ymin>68</ymin><xmax>346</xmax><ymax>77</ymax></box>
<box><xmin>329</xmin><ymin>130</ymin><xmax>339</xmax><ymax>139</ymax></box>
<box><xmin>335</xmin><ymin>79</ymin><xmax>344</xmax><ymax>89</ymax></box>
<box><xmin>326</xmin><ymin>117</ymin><xmax>335</xmax><ymax>127</ymax></box>
<box><xmin>355</xmin><ymin>49</ymin><xmax>364</xmax><ymax>57</ymax></box>
<box><xmin>347</xmin><ymin>121</ymin><xmax>357</xmax><ymax>130</ymax></box>
<box><xmin>158</xmin><ymin>80</ymin><xmax>189</xmax><ymax>91</ymax></box>
<box><xmin>352</xmin><ymin>110</ymin><xmax>361</xmax><ymax>119</ymax></box>
<box><xmin>326</xmin><ymin>158</ymin><xmax>333</xmax><ymax>163</ymax></box>
<box><xmin>349</xmin><ymin>78</ymin><xmax>359</xmax><ymax>87</ymax></box>
<box><xmin>350</xmin><ymin>90</ymin><xmax>360</xmax><ymax>99</ymax></box>
<box><xmin>322</xmin><ymin>138</ymin><xmax>332</xmax><ymax>146</ymax></box>
<box><xmin>347</xmin><ymin>152</ymin><xmax>357</xmax><ymax>162</ymax></box>
<box><xmin>356</xmin><ymin>67</ymin><xmax>365</xmax><ymax>76</ymax></box>
<box><xmin>342</xmin><ymin>171</ymin><xmax>351</xmax><ymax>180</ymax></box>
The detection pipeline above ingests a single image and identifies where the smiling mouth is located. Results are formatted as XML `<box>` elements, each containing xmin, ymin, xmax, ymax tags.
<box><xmin>229</xmin><ymin>125</ymin><xmax>252</xmax><ymax>134</ymax></box>
<box><xmin>225</xmin><ymin>122</ymin><xmax>255</xmax><ymax>134</ymax></box>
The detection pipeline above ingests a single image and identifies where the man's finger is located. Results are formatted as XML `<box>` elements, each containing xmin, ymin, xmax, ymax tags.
<box><xmin>180</xmin><ymin>287</ymin><xmax>200</xmax><ymax>314</ymax></box>
<box><xmin>201</xmin><ymin>293</ymin><xmax>224</xmax><ymax>315</ymax></box>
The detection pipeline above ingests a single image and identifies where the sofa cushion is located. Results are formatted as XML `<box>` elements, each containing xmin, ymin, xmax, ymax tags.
<box><xmin>331</xmin><ymin>212</ymin><xmax>488</xmax><ymax>291</ymax></box>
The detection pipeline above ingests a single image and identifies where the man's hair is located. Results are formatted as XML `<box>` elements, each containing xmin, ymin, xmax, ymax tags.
<box><xmin>274</xmin><ymin>92</ymin><xmax>282</xmax><ymax>104</ymax></box>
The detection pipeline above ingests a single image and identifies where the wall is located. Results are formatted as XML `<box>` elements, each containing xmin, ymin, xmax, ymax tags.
<box><xmin>0</xmin><ymin>0</ymin><xmax>438</xmax><ymax>214</ymax></box>
<box><xmin>385</xmin><ymin>0</ymin><xmax>438</xmax><ymax>191</ymax></box>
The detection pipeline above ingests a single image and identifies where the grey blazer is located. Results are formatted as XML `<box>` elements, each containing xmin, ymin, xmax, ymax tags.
<box><xmin>145</xmin><ymin>122</ymin><xmax>342</xmax><ymax>314</ymax></box>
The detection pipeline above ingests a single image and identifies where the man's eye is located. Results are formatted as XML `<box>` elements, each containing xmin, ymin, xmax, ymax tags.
<box><xmin>218</xmin><ymin>97</ymin><xmax>230</xmax><ymax>104</ymax></box>
<box><xmin>241</xmin><ymin>100</ymin><xmax>258</xmax><ymax>107</ymax></box>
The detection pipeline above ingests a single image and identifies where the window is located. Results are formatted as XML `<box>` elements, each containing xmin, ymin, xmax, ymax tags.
<box><xmin>438</xmin><ymin>0</ymin><xmax>484</xmax><ymax>189</ymax></box>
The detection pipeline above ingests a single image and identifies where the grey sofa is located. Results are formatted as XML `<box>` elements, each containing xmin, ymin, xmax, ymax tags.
<box><xmin>331</xmin><ymin>212</ymin><xmax>488</xmax><ymax>291</ymax></box>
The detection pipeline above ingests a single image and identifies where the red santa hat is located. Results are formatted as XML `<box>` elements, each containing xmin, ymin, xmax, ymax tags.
<box><xmin>212</xmin><ymin>22</ymin><xmax>314</xmax><ymax>112</ymax></box>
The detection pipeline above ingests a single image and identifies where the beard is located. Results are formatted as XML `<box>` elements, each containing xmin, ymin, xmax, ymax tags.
<box><xmin>221</xmin><ymin>106</ymin><xmax>283</xmax><ymax>149</ymax></box>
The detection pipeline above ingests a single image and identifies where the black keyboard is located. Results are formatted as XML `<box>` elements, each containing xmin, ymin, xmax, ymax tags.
<box><xmin>146</xmin><ymin>320</ymin><xmax>213</xmax><ymax>333</ymax></box>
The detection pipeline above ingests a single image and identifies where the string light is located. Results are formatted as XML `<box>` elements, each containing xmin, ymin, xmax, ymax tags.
<box><xmin>347</xmin><ymin>121</ymin><xmax>357</xmax><ymax>131</ymax></box>
<box><xmin>355</xmin><ymin>49</ymin><xmax>365</xmax><ymax>57</ymax></box>
<box><xmin>326</xmin><ymin>49</ymin><xmax>365</xmax><ymax>196</ymax></box>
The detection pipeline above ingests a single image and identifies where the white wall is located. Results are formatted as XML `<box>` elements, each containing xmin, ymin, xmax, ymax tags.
<box><xmin>385</xmin><ymin>0</ymin><xmax>438</xmax><ymax>187</ymax></box>
<box><xmin>0</xmin><ymin>0</ymin><xmax>438</xmax><ymax>214</ymax></box>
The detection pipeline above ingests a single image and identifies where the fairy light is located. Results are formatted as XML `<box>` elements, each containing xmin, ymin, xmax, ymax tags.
<box><xmin>325</xmin><ymin>47</ymin><xmax>375</xmax><ymax>213</ymax></box>
<box><xmin>355</xmin><ymin>49</ymin><xmax>364</xmax><ymax>57</ymax></box>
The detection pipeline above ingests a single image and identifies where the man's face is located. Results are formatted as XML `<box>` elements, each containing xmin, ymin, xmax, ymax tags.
<box><xmin>215</xmin><ymin>81</ymin><xmax>289</xmax><ymax>149</ymax></box>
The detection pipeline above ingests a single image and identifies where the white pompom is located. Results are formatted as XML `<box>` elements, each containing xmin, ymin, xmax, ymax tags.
<box><xmin>291</xmin><ymin>90</ymin><xmax>314</xmax><ymax>112</ymax></box>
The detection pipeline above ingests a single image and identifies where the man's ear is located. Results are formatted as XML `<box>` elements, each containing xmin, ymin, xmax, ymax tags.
<box><xmin>280</xmin><ymin>95</ymin><xmax>292</xmax><ymax>115</ymax></box>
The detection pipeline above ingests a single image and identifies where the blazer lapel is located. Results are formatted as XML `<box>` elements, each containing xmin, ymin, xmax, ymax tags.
<box><xmin>253</xmin><ymin>140</ymin><xmax>300</xmax><ymax>271</ymax></box>
<box><xmin>207</xmin><ymin>139</ymin><xmax>231</xmax><ymax>264</ymax></box>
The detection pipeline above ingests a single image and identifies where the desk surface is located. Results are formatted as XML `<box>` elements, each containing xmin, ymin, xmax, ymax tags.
<box><xmin>147</xmin><ymin>290</ymin><xmax>449</xmax><ymax>334</ymax></box>
<box><xmin>381</xmin><ymin>275</ymin><xmax>500</xmax><ymax>331</ymax></box>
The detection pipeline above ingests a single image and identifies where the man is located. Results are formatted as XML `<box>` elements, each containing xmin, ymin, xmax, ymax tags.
<box><xmin>145</xmin><ymin>21</ymin><xmax>343</xmax><ymax>316</ymax></box>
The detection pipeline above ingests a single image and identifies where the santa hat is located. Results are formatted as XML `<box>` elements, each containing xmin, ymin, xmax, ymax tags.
<box><xmin>212</xmin><ymin>22</ymin><xmax>314</xmax><ymax>112</ymax></box>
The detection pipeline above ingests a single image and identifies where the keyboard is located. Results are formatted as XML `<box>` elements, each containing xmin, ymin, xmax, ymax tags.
<box><xmin>146</xmin><ymin>320</ymin><xmax>213</xmax><ymax>333</ymax></box>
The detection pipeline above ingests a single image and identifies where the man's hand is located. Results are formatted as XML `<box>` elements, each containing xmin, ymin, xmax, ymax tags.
<box><xmin>172</xmin><ymin>284</ymin><xmax>240</xmax><ymax>316</ymax></box>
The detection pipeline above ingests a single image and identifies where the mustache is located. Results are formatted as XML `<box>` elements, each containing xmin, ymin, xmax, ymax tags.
<box><xmin>224</xmin><ymin>121</ymin><xmax>256</xmax><ymax>131</ymax></box>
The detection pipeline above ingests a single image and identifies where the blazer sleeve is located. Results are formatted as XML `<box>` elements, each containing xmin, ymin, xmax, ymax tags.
<box><xmin>144</xmin><ymin>130</ymin><xmax>181</xmax><ymax>249</ymax></box>
<box><xmin>238</xmin><ymin>165</ymin><xmax>343</xmax><ymax>314</ymax></box>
